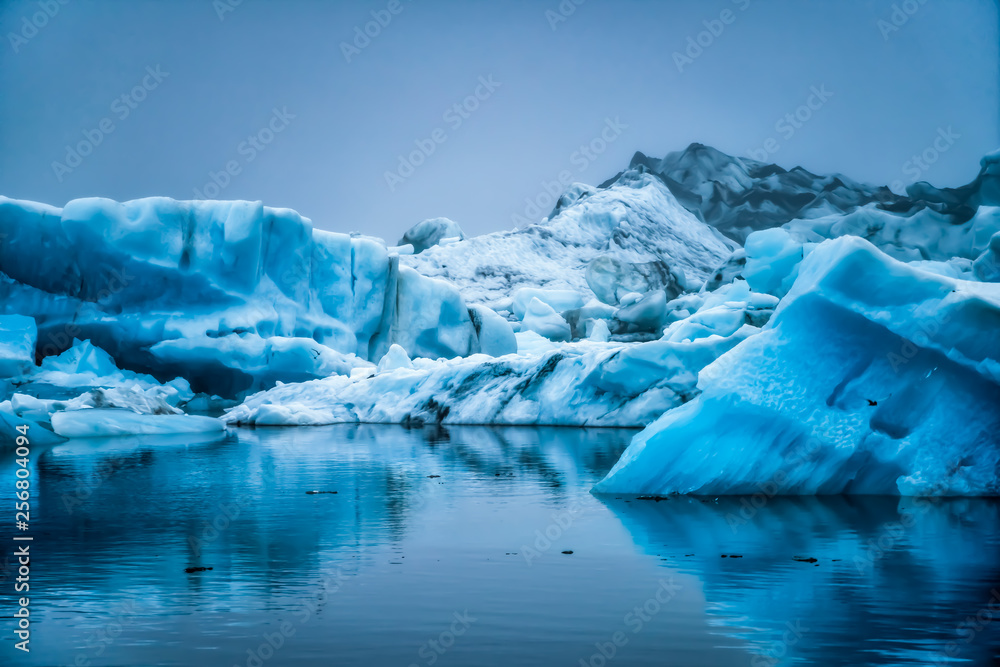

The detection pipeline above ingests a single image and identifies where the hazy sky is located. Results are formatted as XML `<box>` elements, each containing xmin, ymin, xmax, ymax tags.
<box><xmin>1</xmin><ymin>0</ymin><xmax>997</xmax><ymax>241</ymax></box>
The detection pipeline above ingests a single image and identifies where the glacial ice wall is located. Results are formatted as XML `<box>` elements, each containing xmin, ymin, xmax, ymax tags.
<box><xmin>0</xmin><ymin>196</ymin><xmax>492</xmax><ymax>396</ymax></box>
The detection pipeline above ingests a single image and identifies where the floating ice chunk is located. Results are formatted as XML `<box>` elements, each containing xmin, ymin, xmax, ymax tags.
<box><xmin>225</xmin><ymin>325</ymin><xmax>752</xmax><ymax>428</ymax></box>
<box><xmin>0</xmin><ymin>315</ymin><xmax>37</xmax><ymax>378</ymax></box>
<box><xmin>596</xmin><ymin>236</ymin><xmax>1000</xmax><ymax>497</ymax></box>
<box><xmin>377</xmin><ymin>344</ymin><xmax>413</xmax><ymax>373</ymax></box>
<box><xmin>398</xmin><ymin>217</ymin><xmax>465</xmax><ymax>254</ymax></box>
<box><xmin>50</xmin><ymin>409</ymin><xmax>224</xmax><ymax>438</ymax></box>
<box><xmin>9</xmin><ymin>394</ymin><xmax>66</xmax><ymax>423</ymax></box>
<box><xmin>589</xmin><ymin>319</ymin><xmax>611</xmax><ymax>342</ymax></box>
<box><xmin>23</xmin><ymin>339</ymin><xmax>194</xmax><ymax>406</ymax></box>
<box><xmin>10</xmin><ymin>385</ymin><xmax>181</xmax><ymax>421</ymax></box>
<box><xmin>586</xmin><ymin>255</ymin><xmax>684</xmax><ymax>305</ymax></box>
<box><xmin>468</xmin><ymin>305</ymin><xmax>517</xmax><ymax>357</ymax></box>
<box><xmin>973</xmin><ymin>231</ymin><xmax>1000</xmax><ymax>282</ymax></box>
<box><xmin>743</xmin><ymin>228</ymin><xmax>806</xmax><ymax>297</ymax></box>
<box><xmin>515</xmin><ymin>331</ymin><xmax>559</xmax><ymax>356</ymax></box>
<box><xmin>149</xmin><ymin>333</ymin><xmax>371</xmax><ymax>396</ymax></box>
<box><xmin>512</xmin><ymin>288</ymin><xmax>584</xmax><ymax>320</ymax></box>
<box><xmin>662</xmin><ymin>303</ymin><xmax>747</xmax><ymax>343</ymax></box>
<box><xmin>390</xmin><ymin>267</ymin><xmax>477</xmax><ymax>360</ymax></box>
<box><xmin>614</xmin><ymin>290</ymin><xmax>668</xmax><ymax>332</ymax></box>
<box><xmin>521</xmin><ymin>298</ymin><xmax>571</xmax><ymax>341</ymax></box>
<box><xmin>0</xmin><ymin>404</ymin><xmax>65</xmax><ymax>445</ymax></box>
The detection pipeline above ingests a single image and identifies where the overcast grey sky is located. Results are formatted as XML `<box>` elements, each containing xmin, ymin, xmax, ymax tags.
<box><xmin>1</xmin><ymin>0</ymin><xmax>997</xmax><ymax>241</ymax></box>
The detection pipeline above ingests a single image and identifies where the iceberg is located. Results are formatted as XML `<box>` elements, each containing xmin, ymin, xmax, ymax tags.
<box><xmin>0</xmin><ymin>338</ymin><xmax>218</xmax><ymax>442</ymax></box>
<box><xmin>520</xmin><ymin>298</ymin><xmax>572</xmax><ymax>341</ymax></box>
<box><xmin>398</xmin><ymin>217</ymin><xmax>465</xmax><ymax>253</ymax></box>
<box><xmin>224</xmin><ymin>327</ymin><xmax>755</xmax><ymax>428</ymax></box>
<box><xmin>629</xmin><ymin>143</ymin><xmax>1000</xmax><ymax>253</ymax></box>
<box><xmin>596</xmin><ymin>236</ymin><xmax>1000</xmax><ymax>497</ymax></box>
<box><xmin>0</xmin><ymin>196</ymin><xmax>494</xmax><ymax>397</ymax></box>
<box><xmin>3</xmin><ymin>143</ymin><xmax>999</xmax><ymax>472</ymax></box>
<box><xmin>401</xmin><ymin>169</ymin><xmax>736</xmax><ymax>310</ymax></box>
<box><xmin>50</xmin><ymin>409</ymin><xmax>224</xmax><ymax>438</ymax></box>
<box><xmin>10</xmin><ymin>339</ymin><xmax>194</xmax><ymax>405</ymax></box>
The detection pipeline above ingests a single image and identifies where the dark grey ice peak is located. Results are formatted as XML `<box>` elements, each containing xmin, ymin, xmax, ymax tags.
<box><xmin>626</xmin><ymin>144</ymin><xmax>1000</xmax><ymax>249</ymax></box>
<box><xmin>623</xmin><ymin>143</ymin><xmax>897</xmax><ymax>243</ymax></box>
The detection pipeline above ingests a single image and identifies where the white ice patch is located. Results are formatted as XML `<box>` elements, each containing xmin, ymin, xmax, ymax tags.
<box><xmin>224</xmin><ymin>329</ymin><xmax>754</xmax><ymax>428</ymax></box>
<box><xmin>521</xmin><ymin>298</ymin><xmax>571</xmax><ymax>341</ymax></box>
<box><xmin>50</xmin><ymin>409</ymin><xmax>224</xmax><ymax>438</ymax></box>
<box><xmin>401</xmin><ymin>170</ymin><xmax>734</xmax><ymax>309</ymax></box>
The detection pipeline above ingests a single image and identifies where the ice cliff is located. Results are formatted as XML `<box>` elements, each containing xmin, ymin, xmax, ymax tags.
<box><xmin>0</xmin><ymin>196</ymin><xmax>500</xmax><ymax>397</ymax></box>
<box><xmin>596</xmin><ymin>236</ymin><xmax>1000</xmax><ymax>496</ymax></box>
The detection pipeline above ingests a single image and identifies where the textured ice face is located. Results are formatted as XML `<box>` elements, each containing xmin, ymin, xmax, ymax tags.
<box><xmin>630</xmin><ymin>142</ymin><xmax>1000</xmax><ymax>249</ymax></box>
<box><xmin>50</xmin><ymin>410</ymin><xmax>224</xmax><ymax>438</ymax></box>
<box><xmin>0</xmin><ymin>314</ymin><xmax>37</xmax><ymax>377</ymax></box>
<box><xmin>223</xmin><ymin>327</ymin><xmax>755</xmax><ymax>428</ymax></box>
<box><xmin>4</xmin><ymin>144</ymin><xmax>1000</xmax><ymax>456</ymax></box>
<box><xmin>973</xmin><ymin>230</ymin><xmax>1000</xmax><ymax>282</ymax></box>
<box><xmin>398</xmin><ymin>217</ymin><xmax>465</xmax><ymax>254</ymax></box>
<box><xmin>0</xmin><ymin>196</ymin><xmax>487</xmax><ymax>396</ymax></box>
<box><xmin>401</xmin><ymin>169</ymin><xmax>735</xmax><ymax>310</ymax></box>
<box><xmin>596</xmin><ymin>236</ymin><xmax>1000</xmax><ymax>497</ymax></box>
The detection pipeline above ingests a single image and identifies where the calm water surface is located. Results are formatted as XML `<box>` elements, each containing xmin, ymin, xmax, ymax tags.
<box><xmin>1</xmin><ymin>425</ymin><xmax>998</xmax><ymax>666</ymax></box>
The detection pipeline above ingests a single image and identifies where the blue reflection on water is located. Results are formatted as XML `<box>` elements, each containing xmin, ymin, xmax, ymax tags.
<box><xmin>0</xmin><ymin>424</ymin><xmax>997</xmax><ymax>666</ymax></box>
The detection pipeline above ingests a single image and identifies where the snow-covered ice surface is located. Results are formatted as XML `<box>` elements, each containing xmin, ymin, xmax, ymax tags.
<box><xmin>224</xmin><ymin>327</ymin><xmax>755</xmax><ymax>427</ymax></box>
<box><xmin>401</xmin><ymin>169</ymin><xmax>736</xmax><ymax>310</ymax></box>
<box><xmin>596</xmin><ymin>236</ymin><xmax>1000</xmax><ymax>497</ymax></box>
<box><xmin>50</xmin><ymin>409</ymin><xmax>223</xmax><ymax>439</ymax></box>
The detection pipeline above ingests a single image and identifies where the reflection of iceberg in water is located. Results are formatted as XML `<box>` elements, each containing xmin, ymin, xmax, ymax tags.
<box><xmin>599</xmin><ymin>495</ymin><xmax>1000</xmax><ymax>665</ymax></box>
<box><xmin>28</xmin><ymin>425</ymin><xmax>632</xmax><ymax>612</ymax></box>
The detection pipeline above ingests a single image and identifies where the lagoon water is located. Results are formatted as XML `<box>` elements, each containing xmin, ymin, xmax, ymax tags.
<box><xmin>2</xmin><ymin>425</ymin><xmax>999</xmax><ymax>666</ymax></box>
